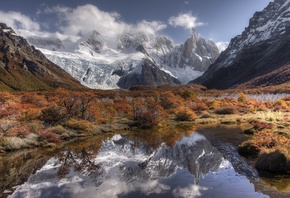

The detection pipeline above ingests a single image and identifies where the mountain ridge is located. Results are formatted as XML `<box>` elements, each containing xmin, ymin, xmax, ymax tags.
<box><xmin>193</xmin><ymin>0</ymin><xmax>290</xmax><ymax>89</ymax></box>
<box><xmin>27</xmin><ymin>28</ymin><xmax>219</xmax><ymax>89</ymax></box>
<box><xmin>0</xmin><ymin>23</ymin><xmax>85</xmax><ymax>91</ymax></box>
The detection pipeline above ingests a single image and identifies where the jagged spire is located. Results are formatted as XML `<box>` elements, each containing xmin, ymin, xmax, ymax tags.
<box><xmin>190</xmin><ymin>28</ymin><xmax>196</xmax><ymax>35</ymax></box>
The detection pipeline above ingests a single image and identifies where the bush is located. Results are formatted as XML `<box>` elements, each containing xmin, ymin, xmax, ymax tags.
<box><xmin>39</xmin><ymin>129</ymin><xmax>60</xmax><ymax>143</ymax></box>
<box><xmin>40</xmin><ymin>105</ymin><xmax>66</xmax><ymax>125</ymax></box>
<box><xmin>17</xmin><ymin>108</ymin><xmax>41</xmax><ymax>121</ymax></box>
<box><xmin>133</xmin><ymin>104</ymin><xmax>159</xmax><ymax>128</ymax></box>
<box><xmin>49</xmin><ymin>125</ymin><xmax>67</xmax><ymax>135</ymax></box>
<box><xmin>238</xmin><ymin>142</ymin><xmax>260</xmax><ymax>158</ymax></box>
<box><xmin>238</xmin><ymin>92</ymin><xmax>248</xmax><ymax>103</ymax></box>
<box><xmin>175</xmin><ymin>109</ymin><xmax>196</xmax><ymax>121</ymax></box>
<box><xmin>6</xmin><ymin>126</ymin><xmax>30</xmax><ymax>138</ymax></box>
<box><xmin>255</xmin><ymin>150</ymin><xmax>289</xmax><ymax>173</ymax></box>
<box><xmin>65</xmin><ymin>119</ymin><xmax>92</xmax><ymax>132</ymax></box>
<box><xmin>214</xmin><ymin>107</ymin><xmax>236</xmax><ymax>115</ymax></box>
<box><xmin>0</xmin><ymin>108</ymin><xmax>18</xmax><ymax>119</ymax></box>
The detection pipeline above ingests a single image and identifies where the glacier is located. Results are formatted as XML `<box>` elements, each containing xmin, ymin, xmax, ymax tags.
<box><xmin>28</xmin><ymin>29</ymin><xmax>219</xmax><ymax>89</ymax></box>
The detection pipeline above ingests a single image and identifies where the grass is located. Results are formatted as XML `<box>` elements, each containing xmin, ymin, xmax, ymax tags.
<box><xmin>0</xmin><ymin>133</ymin><xmax>38</xmax><ymax>151</ymax></box>
<box><xmin>255</xmin><ymin>111</ymin><xmax>284</xmax><ymax>122</ymax></box>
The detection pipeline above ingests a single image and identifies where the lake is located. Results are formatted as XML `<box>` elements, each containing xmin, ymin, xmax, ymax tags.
<box><xmin>1</xmin><ymin>125</ymin><xmax>290</xmax><ymax>198</ymax></box>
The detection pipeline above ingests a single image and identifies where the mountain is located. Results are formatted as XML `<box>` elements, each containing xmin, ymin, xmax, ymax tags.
<box><xmin>10</xmin><ymin>133</ymin><xmax>225</xmax><ymax>197</ymax></box>
<box><xmin>193</xmin><ymin>0</ymin><xmax>290</xmax><ymax>89</ymax></box>
<box><xmin>0</xmin><ymin>23</ymin><xmax>84</xmax><ymax>91</ymax></box>
<box><xmin>27</xmin><ymin>29</ymin><xmax>219</xmax><ymax>89</ymax></box>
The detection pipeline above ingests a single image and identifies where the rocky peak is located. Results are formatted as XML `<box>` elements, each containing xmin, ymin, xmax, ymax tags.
<box><xmin>79</xmin><ymin>30</ymin><xmax>104</xmax><ymax>54</ymax></box>
<box><xmin>182</xmin><ymin>29</ymin><xmax>197</xmax><ymax>58</ymax></box>
<box><xmin>193</xmin><ymin>0</ymin><xmax>290</xmax><ymax>89</ymax></box>
<box><xmin>175</xmin><ymin>29</ymin><xmax>219</xmax><ymax>71</ymax></box>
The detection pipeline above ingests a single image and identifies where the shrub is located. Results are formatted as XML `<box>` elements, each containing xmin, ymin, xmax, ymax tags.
<box><xmin>40</xmin><ymin>105</ymin><xmax>66</xmax><ymax>125</ymax></box>
<box><xmin>49</xmin><ymin>125</ymin><xmax>67</xmax><ymax>135</ymax></box>
<box><xmin>255</xmin><ymin>150</ymin><xmax>289</xmax><ymax>173</ymax></box>
<box><xmin>0</xmin><ymin>108</ymin><xmax>18</xmax><ymax>118</ymax></box>
<box><xmin>252</xmin><ymin>121</ymin><xmax>273</xmax><ymax>131</ymax></box>
<box><xmin>65</xmin><ymin>119</ymin><xmax>92</xmax><ymax>132</ymax></box>
<box><xmin>133</xmin><ymin>104</ymin><xmax>160</xmax><ymax>128</ymax></box>
<box><xmin>214</xmin><ymin>107</ymin><xmax>236</xmax><ymax>115</ymax></box>
<box><xmin>179</xmin><ymin>90</ymin><xmax>196</xmax><ymax>100</ymax></box>
<box><xmin>238</xmin><ymin>92</ymin><xmax>248</xmax><ymax>103</ymax></box>
<box><xmin>238</xmin><ymin>142</ymin><xmax>260</xmax><ymax>158</ymax></box>
<box><xmin>6</xmin><ymin>126</ymin><xmax>30</xmax><ymax>138</ymax></box>
<box><xmin>39</xmin><ymin>129</ymin><xmax>60</xmax><ymax>143</ymax></box>
<box><xmin>17</xmin><ymin>108</ymin><xmax>41</xmax><ymax>121</ymax></box>
<box><xmin>175</xmin><ymin>109</ymin><xmax>196</xmax><ymax>121</ymax></box>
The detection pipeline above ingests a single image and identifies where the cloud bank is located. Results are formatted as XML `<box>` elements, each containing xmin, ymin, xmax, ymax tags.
<box><xmin>0</xmin><ymin>4</ymin><xmax>168</xmax><ymax>48</ymax></box>
<box><xmin>0</xmin><ymin>4</ymin><xmax>217</xmax><ymax>48</ymax></box>
<box><xmin>0</xmin><ymin>11</ymin><xmax>40</xmax><ymax>31</ymax></box>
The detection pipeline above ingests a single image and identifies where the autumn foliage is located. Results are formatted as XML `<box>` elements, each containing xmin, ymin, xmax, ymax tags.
<box><xmin>0</xmin><ymin>85</ymin><xmax>290</xmax><ymax>151</ymax></box>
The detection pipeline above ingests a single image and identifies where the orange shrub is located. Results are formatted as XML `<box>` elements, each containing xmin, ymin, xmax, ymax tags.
<box><xmin>65</xmin><ymin>119</ymin><xmax>92</xmax><ymax>132</ymax></box>
<box><xmin>175</xmin><ymin>109</ymin><xmax>197</xmax><ymax>121</ymax></box>
<box><xmin>17</xmin><ymin>108</ymin><xmax>41</xmax><ymax>121</ymax></box>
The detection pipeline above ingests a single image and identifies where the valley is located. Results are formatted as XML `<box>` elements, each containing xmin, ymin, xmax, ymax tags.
<box><xmin>1</xmin><ymin>0</ymin><xmax>290</xmax><ymax>197</ymax></box>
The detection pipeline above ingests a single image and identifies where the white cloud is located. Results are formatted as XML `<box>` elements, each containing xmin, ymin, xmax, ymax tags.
<box><xmin>48</xmin><ymin>4</ymin><xmax>126</xmax><ymax>40</ymax></box>
<box><xmin>216</xmin><ymin>41</ymin><xmax>229</xmax><ymax>52</ymax></box>
<box><xmin>168</xmin><ymin>12</ymin><xmax>204</xmax><ymax>30</ymax></box>
<box><xmin>0</xmin><ymin>11</ymin><xmax>40</xmax><ymax>31</ymax></box>
<box><xmin>35</xmin><ymin>4</ymin><xmax>167</xmax><ymax>47</ymax></box>
<box><xmin>135</xmin><ymin>20</ymin><xmax>167</xmax><ymax>34</ymax></box>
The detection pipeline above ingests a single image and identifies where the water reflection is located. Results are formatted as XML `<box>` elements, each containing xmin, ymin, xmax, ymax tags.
<box><xmin>10</xmin><ymin>131</ymin><xmax>267</xmax><ymax>198</ymax></box>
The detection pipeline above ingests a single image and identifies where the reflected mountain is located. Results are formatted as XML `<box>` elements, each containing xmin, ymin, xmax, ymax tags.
<box><xmin>9</xmin><ymin>132</ymin><xmax>267</xmax><ymax>198</ymax></box>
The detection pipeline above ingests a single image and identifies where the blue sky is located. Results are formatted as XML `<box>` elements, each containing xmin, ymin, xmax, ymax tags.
<box><xmin>0</xmin><ymin>0</ymin><xmax>272</xmax><ymax>50</ymax></box>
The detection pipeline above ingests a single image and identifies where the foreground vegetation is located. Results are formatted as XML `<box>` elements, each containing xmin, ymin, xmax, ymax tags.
<box><xmin>0</xmin><ymin>85</ymin><xmax>289</xmax><ymax>174</ymax></box>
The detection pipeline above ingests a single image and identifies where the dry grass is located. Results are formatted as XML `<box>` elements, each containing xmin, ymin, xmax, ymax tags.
<box><xmin>255</xmin><ymin>111</ymin><xmax>285</xmax><ymax>122</ymax></box>
<box><xmin>0</xmin><ymin>133</ymin><xmax>38</xmax><ymax>151</ymax></box>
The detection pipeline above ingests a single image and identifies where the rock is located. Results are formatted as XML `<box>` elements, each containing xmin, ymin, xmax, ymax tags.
<box><xmin>117</xmin><ymin>58</ymin><xmax>181</xmax><ymax>89</ymax></box>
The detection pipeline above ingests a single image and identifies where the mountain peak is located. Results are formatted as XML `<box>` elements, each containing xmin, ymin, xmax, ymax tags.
<box><xmin>193</xmin><ymin>1</ymin><xmax>290</xmax><ymax>89</ymax></box>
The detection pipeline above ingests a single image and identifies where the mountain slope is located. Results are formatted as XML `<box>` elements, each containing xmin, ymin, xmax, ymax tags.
<box><xmin>0</xmin><ymin>23</ymin><xmax>85</xmax><ymax>91</ymax></box>
<box><xmin>193</xmin><ymin>0</ymin><xmax>290</xmax><ymax>89</ymax></box>
<box><xmin>28</xmin><ymin>29</ymin><xmax>219</xmax><ymax>89</ymax></box>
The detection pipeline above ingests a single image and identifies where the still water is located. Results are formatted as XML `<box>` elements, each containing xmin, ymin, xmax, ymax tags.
<box><xmin>2</xmin><ymin>126</ymin><xmax>290</xmax><ymax>198</ymax></box>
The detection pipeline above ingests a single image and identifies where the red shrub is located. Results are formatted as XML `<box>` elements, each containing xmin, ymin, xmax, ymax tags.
<box><xmin>39</xmin><ymin>129</ymin><xmax>60</xmax><ymax>143</ymax></box>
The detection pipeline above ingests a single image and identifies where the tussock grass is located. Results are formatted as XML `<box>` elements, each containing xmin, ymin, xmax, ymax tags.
<box><xmin>256</xmin><ymin>111</ymin><xmax>284</xmax><ymax>122</ymax></box>
<box><xmin>0</xmin><ymin>133</ymin><xmax>38</xmax><ymax>151</ymax></box>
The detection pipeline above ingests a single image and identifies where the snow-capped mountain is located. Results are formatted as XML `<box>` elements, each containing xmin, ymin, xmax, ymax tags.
<box><xmin>28</xmin><ymin>29</ymin><xmax>219</xmax><ymax>89</ymax></box>
<box><xmin>194</xmin><ymin>0</ymin><xmax>290</xmax><ymax>89</ymax></box>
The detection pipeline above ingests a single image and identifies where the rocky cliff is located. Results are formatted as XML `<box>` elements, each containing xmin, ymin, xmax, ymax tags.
<box><xmin>193</xmin><ymin>0</ymin><xmax>290</xmax><ymax>89</ymax></box>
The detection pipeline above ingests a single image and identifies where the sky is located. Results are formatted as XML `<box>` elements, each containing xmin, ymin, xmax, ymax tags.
<box><xmin>0</xmin><ymin>0</ymin><xmax>273</xmax><ymax>51</ymax></box>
